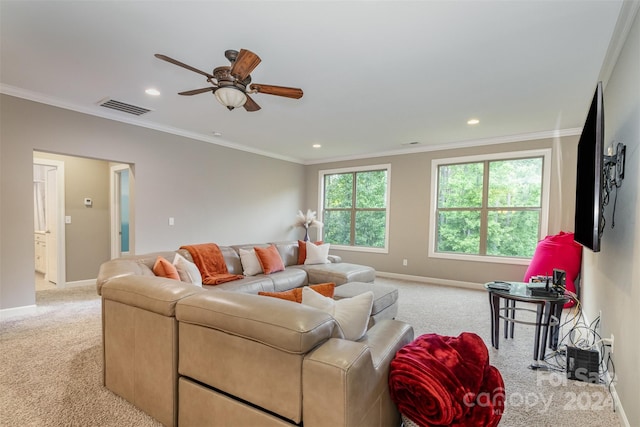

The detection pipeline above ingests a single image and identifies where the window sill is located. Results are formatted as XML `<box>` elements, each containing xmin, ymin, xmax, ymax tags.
<box><xmin>429</xmin><ymin>251</ymin><xmax>531</xmax><ymax>265</ymax></box>
<box><xmin>329</xmin><ymin>245</ymin><xmax>388</xmax><ymax>254</ymax></box>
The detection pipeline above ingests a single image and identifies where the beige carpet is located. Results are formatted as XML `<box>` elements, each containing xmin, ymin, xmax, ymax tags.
<box><xmin>0</xmin><ymin>279</ymin><xmax>621</xmax><ymax>426</ymax></box>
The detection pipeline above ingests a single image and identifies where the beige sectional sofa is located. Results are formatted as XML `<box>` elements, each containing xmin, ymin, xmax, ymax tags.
<box><xmin>96</xmin><ymin>241</ymin><xmax>413</xmax><ymax>427</ymax></box>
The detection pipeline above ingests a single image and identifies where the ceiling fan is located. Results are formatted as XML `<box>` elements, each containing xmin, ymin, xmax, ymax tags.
<box><xmin>154</xmin><ymin>49</ymin><xmax>303</xmax><ymax>112</ymax></box>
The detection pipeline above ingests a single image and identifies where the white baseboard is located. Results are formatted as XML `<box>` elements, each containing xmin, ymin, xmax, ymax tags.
<box><xmin>0</xmin><ymin>279</ymin><xmax>96</xmax><ymax>321</ymax></box>
<box><xmin>0</xmin><ymin>304</ymin><xmax>37</xmax><ymax>321</ymax></box>
<box><xmin>579</xmin><ymin>313</ymin><xmax>630</xmax><ymax>427</ymax></box>
<box><xmin>608</xmin><ymin>378</ymin><xmax>630</xmax><ymax>427</ymax></box>
<box><xmin>375</xmin><ymin>271</ymin><xmax>485</xmax><ymax>291</ymax></box>
<box><xmin>61</xmin><ymin>279</ymin><xmax>95</xmax><ymax>289</ymax></box>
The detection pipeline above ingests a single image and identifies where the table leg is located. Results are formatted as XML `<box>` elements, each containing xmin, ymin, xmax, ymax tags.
<box><xmin>539</xmin><ymin>301</ymin><xmax>553</xmax><ymax>360</ymax></box>
<box><xmin>489</xmin><ymin>293</ymin><xmax>500</xmax><ymax>349</ymax></box>
<box><xmin>508</xmin><ymin>300</ymin><xmax>515</xmax><ymax>339</ymax></box>
<box><xmin>533</xmin><ymin>302</ymin><xmax>544</xmax><ymax>360</ymax></box>
<box><xmin>550</xmin><ymin>301</ymin><xmax>563</xmax><ymax>350</ymax></box>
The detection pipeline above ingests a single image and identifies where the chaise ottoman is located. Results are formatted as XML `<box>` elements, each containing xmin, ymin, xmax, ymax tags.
<box><xmin>334</xmin><ymin>281</ymin><xmax>398</xmax><ymax>328</ymax></box>
<box><xmin>301</xmin><ymin>263</ymin><xmax>376</xmax><ymax>285</ymax></box>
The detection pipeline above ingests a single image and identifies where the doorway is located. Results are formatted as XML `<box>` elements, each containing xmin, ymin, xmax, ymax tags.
<box><xmin>32</xmin><ymin>153</ymin><xmax>134</xmax><ymax>293</ymax></box>
<box><xmin>33</xmin><ymin>157</ymin><xmax>66</xmax><ymax>290</ymax></box>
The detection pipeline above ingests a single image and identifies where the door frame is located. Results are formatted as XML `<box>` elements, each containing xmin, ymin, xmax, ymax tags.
<box><xmin>110</xmin><ymin>163</ymin><xmax>135</xmax><ymax>258</ymax></box>
<box><xmin>33</xmin><ymin>157</ymin><xmax>66</xmax><ymax>288</ymax></box>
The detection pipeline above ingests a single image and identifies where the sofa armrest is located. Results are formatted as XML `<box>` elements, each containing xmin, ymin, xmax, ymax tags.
<box><xmin>96</xmin><ymin>259</ymin><xmax>156</xmax><ymax>295</ymax></box>
<box><xmin>302</xmin><ymin>319</ymin><xmax>414</xmax><ymax>427</ymax></box>
<box><xmin>328</xmin><ymin>254</ymin><xmax>342</xmax><ymax>263</ymax></box>
<box><xmin>101</xmin><ymin>275</ymin><xmax>205</xmax><ymax>317</ymax></box>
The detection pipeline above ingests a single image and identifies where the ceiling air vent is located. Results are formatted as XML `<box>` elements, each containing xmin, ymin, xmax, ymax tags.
<box><xmin>98</xmin><ymin>98</ymin><xmax>152</xmax><ymax>116</ymax></box>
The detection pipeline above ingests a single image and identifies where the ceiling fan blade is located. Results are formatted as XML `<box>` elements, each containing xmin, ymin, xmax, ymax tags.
<box><xmin>243</xmin><ymin>94</ymin><xmax>261</xmax><ymax>112</ymax></box>
<box><xmin>230</xmin><ymin>49</ymin><xmax>261</xmax><ymax>81</ymax></box>
<box><xmin>178</xmin><ymin>87</ymin><xmax>216</xmax><ymax>96</ymax></box>
<box><xmin>155</xmin><ymin>54</ymin><xmax>215</xmax><ymax>79</ymax></box>
<box><xmin>250</xmin><ymin>84</ymin><xmax>303</xmax><ymax>99</ymax></box>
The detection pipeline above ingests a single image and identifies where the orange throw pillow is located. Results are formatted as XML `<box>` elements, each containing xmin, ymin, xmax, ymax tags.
<box><xmin>254</xmin><ymin>245</ymin><xmax>285</xmax><ymax>275</ymax></box>
<box><xmin>259</xmin><ymin>283</ymin><xmax>336</xmax><ymax>303</ymax></box>
<box><xmin>153</xmin><ymin>256</ymin><xmax>180</xmax><ymax>280</ymax></box>
<box><xmin>259</xmin><ymin>288</ymin><xmax>299</xmax><ymax>302</ymax></box>
<box><xmin>297</xmin><ymin>240</ymin><xmax>324</xmax><ymax>265</ymax></box>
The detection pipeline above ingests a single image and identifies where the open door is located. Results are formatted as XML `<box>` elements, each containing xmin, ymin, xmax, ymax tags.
<box><xmin>110</xmin><ymin>164</ymin><xmax>134</xmax><ymax>258</ymax></box>
<box><xmin>33</xmin><ymin>157</ymin><xmax>66</xmax><ymax>287</ymax></box>
<box><xmin>45</xmin><ymin>167</ymin><xmax>58</xmax><ymax>284</ymax></box>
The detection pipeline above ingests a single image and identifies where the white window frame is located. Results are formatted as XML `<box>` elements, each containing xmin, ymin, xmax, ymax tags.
<box><xmin>318</xmin><ymin>164</ymin><xmax>391</xmax><ymax>253</ymax></box>
<box><xmin>428</xmin><ymin>149</ymin><xmax>551</xmax><ymax>265</ymax></box>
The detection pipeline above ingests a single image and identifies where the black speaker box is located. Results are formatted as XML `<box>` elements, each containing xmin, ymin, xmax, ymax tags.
<box><xmin>566</xmin><ymin>346</ymin><xmax>599</xmax><ymax>383</ymax></box>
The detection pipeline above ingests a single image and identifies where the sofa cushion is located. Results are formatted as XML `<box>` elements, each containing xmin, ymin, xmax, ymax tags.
<box><xmin>259</xmin><ymin>283</ymin><xmax>336</xmax><ymax>303</ymax></box>
<box><xmin>266</xmin><ymin>268</ymin><xmax>309</xmax><ymax>292</ymax></box>
<box><xmin>153</xmin><ymin>256</ymin><xmax>180</xmax><ymax>280</ymax></box>
<box><xmin>301</xmin><ymin>287</ymin><xmax>373</xmax><ymax>341</ymax></box>
<box><xmin>254</xmin><ymin>245</ymin><xmax>286</xmax><ymax>274</ymax></box>
<box><xmin>270</xmin><ymin>241</ymin><xmax>300</xmax><ymax>267</ymax></box>
<box><xmin>207</xmin><ymin>276</ymin><xmax>275</xmax><ymax>294</ymax></box>
<box><xmin>238</xmin><ymin>248</ymin><xmax>263</xmax><ymax>276</ymax></box>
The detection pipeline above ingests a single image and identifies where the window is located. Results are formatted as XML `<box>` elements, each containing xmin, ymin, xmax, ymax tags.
<box><xmin>429</xmin><ymin>149</ymin><xmax>551</xmax><ymax>263</ymax></box>
<box><xmin>319</xmin><ymin>164</ymin><xmax>390</xmax><ymax>252</ymax></box>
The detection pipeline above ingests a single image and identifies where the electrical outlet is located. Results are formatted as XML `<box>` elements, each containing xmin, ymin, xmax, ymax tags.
<box><xmin>602</xmin><ymin>334</ymin><xmax>615</xmax><ymax>354</ymax></box>
<box><xmin>402</xmin><ymin>259</ymin><xmax>408</xmax><ymax>266</ymax></box>
<box><xmin>610</xmin><ymin>334</ymin><xmax>614</xmax><ymax>354</ymax></box>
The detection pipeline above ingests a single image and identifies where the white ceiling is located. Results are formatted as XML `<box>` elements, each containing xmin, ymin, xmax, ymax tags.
<box><xmin>0</xmin><ymin>1</ymin><xmax>630</xmax><ymax>164</ymax></box>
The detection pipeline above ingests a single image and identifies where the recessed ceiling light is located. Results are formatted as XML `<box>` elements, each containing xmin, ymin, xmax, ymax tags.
<box><xmin>312</xmin><ymin>144</ymin><xmax>322</xmax><ymax>148</ymax></box>
<box><xmin>212</xmin><ymin>131</ymin><xmax>222</xmax><ymax>137</ymax></box>
<box><xmin>145</xmin><ymin>88</ymin><xmax>160</xmax><ymax>96</ymax></box>
<box><xmin>467</xmin><ymin>118</ymin><xmax>480</xmax><ymax>125</ymax></box>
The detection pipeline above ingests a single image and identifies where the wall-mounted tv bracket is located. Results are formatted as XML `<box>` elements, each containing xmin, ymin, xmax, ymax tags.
<box><xmin>601</xmin><ymin>142</ymin><xmax>626</xmax><ymax>231</ymax></box>
<box><xmin>603</xmin><ymin>142</ymin><xmax>626</xmax><ymax>188</ymax></box>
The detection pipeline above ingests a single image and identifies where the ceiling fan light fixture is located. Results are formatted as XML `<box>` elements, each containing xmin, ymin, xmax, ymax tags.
<box><xmin>215</xmin><ymin>86</ymin><xmax>247</xmax><ymax>110</ymax></box>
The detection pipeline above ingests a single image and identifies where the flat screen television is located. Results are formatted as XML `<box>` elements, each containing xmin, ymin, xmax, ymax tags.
<box><xmin>574</xmin><ymin>81</ymin><xmax>604</xmax><ymax>252</ymax></box>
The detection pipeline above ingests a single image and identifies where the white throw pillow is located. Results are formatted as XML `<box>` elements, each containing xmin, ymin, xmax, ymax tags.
<box><xmin>304</xmin><ymin>242</ymin><xmax>331</xmax><ymax>265</ymax></box>
<box><xmin>301</xmin><ymin>286</ymin><xmax>373</xmax><ymax>341</ymax></box>
<box><xmin>239</xmin><ymin>248</ymin><xmax>264</xmax><ymax>276</ymax></box>
<box><xmin>173</xmin><ymin>253</ymin><xmax>202</xmax><ymax>287</ymax></box>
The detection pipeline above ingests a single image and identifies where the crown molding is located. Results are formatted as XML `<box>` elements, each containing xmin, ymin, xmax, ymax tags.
<box><xmin>2</xmin><ymin>84</ymin><xmax>581</xmax><ymax>167</ymax></box>
<box><xmin>302</xmin><ymin>128</ymin><xmax>582</xmax><ymax>165</ymax></box>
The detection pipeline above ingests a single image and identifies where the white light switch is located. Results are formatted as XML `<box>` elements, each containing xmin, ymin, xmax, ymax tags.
<box><xmin>65</xmin><ymin>216</ymin><xmax>72</xmax><ymax>224</ymax></box>
<box><xmin>168</xmin><ymin>217</ymin><xmax>175</xmax><ymax>226</ymax></box>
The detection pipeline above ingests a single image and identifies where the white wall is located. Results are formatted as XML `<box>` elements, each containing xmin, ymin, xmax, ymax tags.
<box><xmin>304</xmin><ymin>136</ymin><xmax>579</xmax><ymax>286</ymax></box>
<box><xmin>582</xmin><ymin>8</ymin><xmax>640</xmax><ymax>426</ymax></box>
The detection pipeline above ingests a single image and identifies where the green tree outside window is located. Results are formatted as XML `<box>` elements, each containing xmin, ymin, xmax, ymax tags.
<box><xmin>436</xmin><ymin>156</ymin><xmax>543</xmax><ymax>258</ymax></box>
<box><xmin>322</xmin><ymin>168</ymin><xmax>388</xmax><ymax>249</ymax></box>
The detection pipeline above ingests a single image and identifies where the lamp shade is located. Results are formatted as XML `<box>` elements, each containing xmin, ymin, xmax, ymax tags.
<box><xmin>215</xmin><ymin>87</ymin><xmax>247</xmax><ymax>109</ymax></box>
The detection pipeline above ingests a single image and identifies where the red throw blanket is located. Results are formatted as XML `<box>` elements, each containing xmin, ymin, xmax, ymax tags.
<box><xmin>180</xmin><ymin>243</ymin><xmax>244</xmax><ymax>285</ymax></box>
<box><xmin>389</xmin><ymin>332</ymin><xmax>504</xmax><ymax>427</ymax></box>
